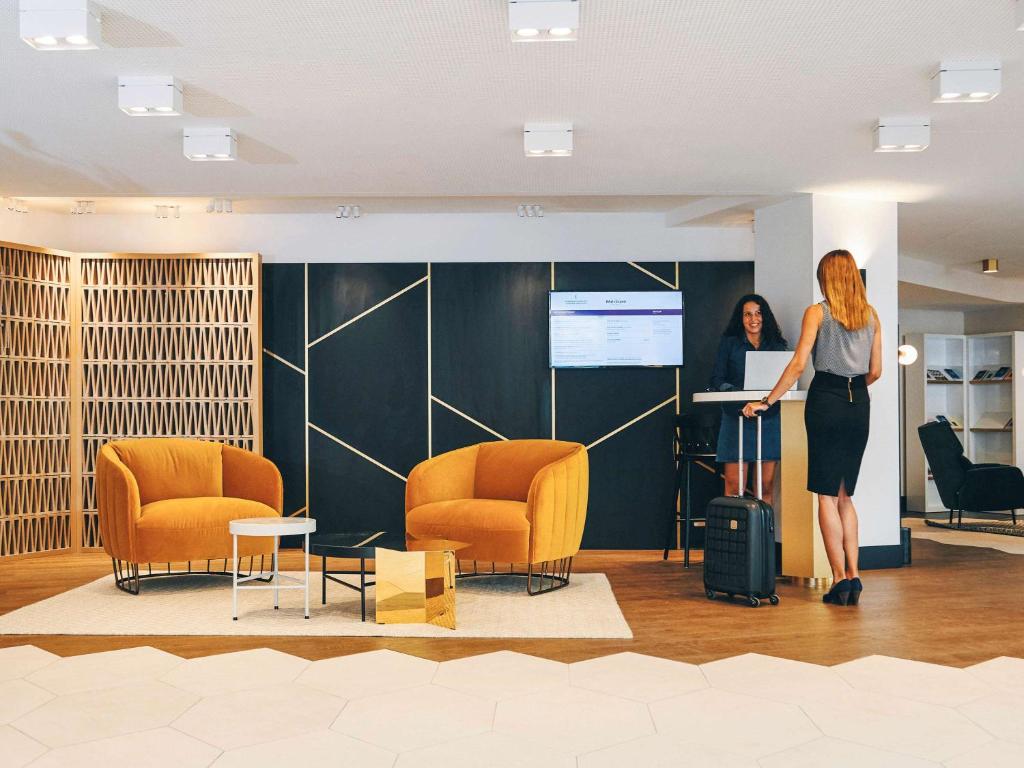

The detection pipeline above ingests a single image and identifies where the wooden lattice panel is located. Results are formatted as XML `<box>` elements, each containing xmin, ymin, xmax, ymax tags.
<box><xmin>78</xmin><ymin>254</ymin><xmax>260</xmax><ymax>549</ymax></box>
<box><xmin>0</xmin><ymin>245</ymin><xmax>72</xmax><ymax>556</ymax></box>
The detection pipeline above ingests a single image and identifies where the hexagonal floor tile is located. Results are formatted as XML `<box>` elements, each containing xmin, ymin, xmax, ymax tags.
<box><xmin>493</xmin><ymin>686</ymin><xmax>653</xmax><ymax>755</ymax></box>
<box><xmin>943</xmin><ymin>739</ymin><xmax>1024</xmax><ymax>768</ymax></box>
<box><xmin>0</xmin><ymin>679</ymin><xmax>54</xmax><ymax>724</ymax></box>
<box><xmin>160</xmin><ymin>648</ymin><xmax>309</xmax><ymax>695</ymax></box>
<box><xmin>0</xmin><ymin>725</ymin><xmax>47</xmax><ymax>768</ymax></box>
<box><xmin>569</xmin><ymin>652</ymin><xmax>707</xmax><ymax>703</ymax></box>
<box><xmin>332</xmin><ymin>684</ymin><xmax>493</xmax><ymax>753</ymax></box>
<box><xmin>397</xmin><ymin>731</ymin><xmax>576</xmax><ymax>768</ymax></box>
<box><xmin>801</xmin><ymin>688</ymin><xmax>992</xmax><ymax>762</ymax></box>
<box><xmin>578</xmin><ymin>734</ymin><xmax>757</xmax><ymax>768</ymax></box>
<box><xmin>966</xmin><ymin>657</ymin><xmax>1024</xmax><ymax>697</ymax></box>
<box><xmin>649</xmin><ymin>688</ymin><xmax>820</xmax><ymax>758</ymax></box>
<box><xmin>211</xmin><ymin>729</ymin><xmax>396</xmax><ymax>768</ymax></box>
<box><xmin>27</xmin><ymin>646</ymin><xmax>183</xmax><ymax>695</ymax></box>
<box><xmin>173</xmin><ymin>682</ymin><xmax>345</xmax><ymax>751</ymax></box>
<box><xmin>757</xmin><ymin>737</ymin><xmax>942</xmax><ymax>768</ymax></box>
<box><xmin>0</xmin><ymin>646</ymin><xmax>58</xmax><ymax>682</ymax></box>
<box><xmin>958</xmin><ymin>692</ymin><xmax>1024</xmax><ymax>743</ymax></box>
<box><xmin>834</xmin><ymin>655</ymin><xmax>993</xmax><ymax>707</ymax></box>
<box><xmin>13</xmin><ymin>681</ymin><xmax>198</xmax><ymax>749</ymax></box>
<box><xmin>701</xmin><ymin>653</ymin><xmax>852</xmax><ymax>706</ymax></box>
<box><xmin>433</xmin><ymin>650</ymin><xmax>568</xmax><ymax>701</ymax></box>
<box><xmin>28</xmin><ymin>726</ymin><xmax>219</xmax><ymax>768</ymax></box>
<box><xmin>296</xmin><ymin>649</ymin><xmax>437</xmax><ymax>699</ymax></box>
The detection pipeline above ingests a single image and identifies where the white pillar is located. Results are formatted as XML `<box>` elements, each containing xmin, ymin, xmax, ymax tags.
<box><xmin>755</xmin><ymin>194</ymin><xmax>900</xmax><ymax>557</ymax></box>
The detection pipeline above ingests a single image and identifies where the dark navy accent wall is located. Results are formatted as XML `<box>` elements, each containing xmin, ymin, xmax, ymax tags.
<box><xmin>263</xmin><ymin>261</ymin><xmax>754</xmax><ymax>549</ymax></box>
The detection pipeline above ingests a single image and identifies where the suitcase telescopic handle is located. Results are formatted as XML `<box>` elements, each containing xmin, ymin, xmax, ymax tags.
<box><xmin>737</xmin><ymin>412</ymin><xmax>763</xmax><ymax>500</ymax></box>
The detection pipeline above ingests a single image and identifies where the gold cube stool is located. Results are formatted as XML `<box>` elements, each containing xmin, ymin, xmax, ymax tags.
<box><xmin>375</xmin><ymin>541</ymin><xmax>465</xmax><ymax>629</ymax></box>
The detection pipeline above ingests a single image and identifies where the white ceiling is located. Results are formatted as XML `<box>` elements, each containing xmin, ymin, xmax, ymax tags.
<box><xmin>898</xmin><ymin>281</ymin><xmax>1016</xmax><ymax>312</ymax></box>
<box><xmin>1</xmin><ymin>1</ymin><xmax>1023</xmax><ymax>270</ymax></box>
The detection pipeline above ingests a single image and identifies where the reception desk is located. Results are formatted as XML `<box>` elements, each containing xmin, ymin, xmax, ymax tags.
<box><xmin>693</xmin><ymin>390</ymin><xmax>830</xmax><ymax>582</ymax></box>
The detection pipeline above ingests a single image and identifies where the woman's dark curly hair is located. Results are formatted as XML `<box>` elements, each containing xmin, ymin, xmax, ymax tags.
<box><xmin>723</xmin><ymin>294</ymin><xmax>787</xmax><ymax>347</ymax></box>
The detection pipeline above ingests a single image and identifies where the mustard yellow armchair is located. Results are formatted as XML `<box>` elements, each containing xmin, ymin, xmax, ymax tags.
<box><xmin>405</xmin><ymin>440</ymin><xmax>588</xmax><ymax>594</ymax></box>
<box><xmin>96</xmin><ymin>438</ymin><xmax>282</xmax><ymax>594</ymax></box>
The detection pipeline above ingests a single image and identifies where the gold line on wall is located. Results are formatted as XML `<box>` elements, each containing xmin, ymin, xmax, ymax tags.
<box><xmin>431</xmin><ymin>396</ymin><xmax>508</xmax><ymax>441</ymax></box>
<box><xmin>304</xmin><ymin>264</ymin><xmax>310</xmax><ymax>517</ymax></box>
<box><xmin>587</xmin><ymin>396</ymin><xmax>677</xmax><ymax>450</ymax></box>
<box><xmin>550</xmin><ymin>261</ymin><xmax>556</xmax><ymax>440</ymax></box>
<box><xmin>627</xmin><ymin>261</ymin><xmax>676</xmax><ymax>290</ymax></box>
<box><xmin>427</xmin><ymin>263</ymin><xmax>433</xmax><ymax>458</ymax></box>
<box><xmin>307</xmin><ymin>275</ymin><xmax>428</xmax><ymax>349</ymax></box>
<box><xmin>263</xmin><ymin>348</ymin><xmax>305</xmax><ymax>375</ymax></box>
<box><xmin>308</xmin><ymin>421</ymin><xmax>408</xmax><ymax>482</ymax></box>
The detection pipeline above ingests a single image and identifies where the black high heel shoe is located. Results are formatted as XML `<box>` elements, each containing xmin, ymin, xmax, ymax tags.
<box><xmin>823</xmin><ymin>579</ymin><xmax>851</xmax><ymax>605</ymax></box>
<box><xmin>848</xmin><ymin>577</ymin><xmax>863</xmax><ymax>606</ymax></box>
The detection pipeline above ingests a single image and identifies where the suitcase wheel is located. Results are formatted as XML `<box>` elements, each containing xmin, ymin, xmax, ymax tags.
<box><xmin>705</xmin><ymin>588</ymin><xmax>715</xmax><ymax>600</ymax></box>
<box><xmin>769</xmin><ymin>594</ymin><xmax>780</xmax><ymax>606</ymax></box>
<box><xmin>748</xmin><ymin>596</ymin><xmax>760</xmax><ymax>608</ymax></box>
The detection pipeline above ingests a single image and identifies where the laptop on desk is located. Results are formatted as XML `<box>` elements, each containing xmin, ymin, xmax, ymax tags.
<box><xmin>744</xmin><ymin>351</ymin><xmax>796</xmax><ymax>391</ymax></box>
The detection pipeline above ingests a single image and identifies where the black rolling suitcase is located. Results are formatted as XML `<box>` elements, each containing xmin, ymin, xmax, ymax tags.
<box><xmin>703</xmin><ymin>413</ymin><xmax>779</xmax><ymax>607</ymax></box>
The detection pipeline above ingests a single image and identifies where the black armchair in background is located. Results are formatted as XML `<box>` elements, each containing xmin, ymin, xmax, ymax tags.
<box><xmin>918</xmin><ymin>420</ymin><xmax>1023</xmax><ymax>527</ymax></box>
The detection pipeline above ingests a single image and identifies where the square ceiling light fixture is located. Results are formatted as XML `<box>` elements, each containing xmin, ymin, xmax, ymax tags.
<box><xmin>874</xmin><ymin>118</ymin><xmax>930</xmax><ymax>152</ymax></box>
<box><xmin>931</xmin><ymin>61</ymin><xmax>1001</xmax><ymax>103</ymax></box>
<box><xmin>183</xmin><ymin>127</ymin><xmax>237</xmax><ymax>161</ymax></box>
<box><xmin>509</xmin><ymin>0</ymin><xmax>578</xmax><ymax>41</ymax></box>
<box><xmin>118</xmin><ymin>76</ymin><xmax>183</xmax><ymax>116</ymax></box>
<box><xmin>19</xmin><ymin>0</ymin><xmax>100</xmax><ymax>50</ymax></box>
<box><xmin>524</xmin><ymin>122</ymin><xmax>573</xmax><ymax>157</ymax></box>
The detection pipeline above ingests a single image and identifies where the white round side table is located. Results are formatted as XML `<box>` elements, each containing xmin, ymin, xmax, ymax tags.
<box><xmin>229</xmin><ymin>517</ymin><xmax>317</xmax><ymax>620</ymax></box>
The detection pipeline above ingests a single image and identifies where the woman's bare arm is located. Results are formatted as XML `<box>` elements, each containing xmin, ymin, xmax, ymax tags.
<box><xmin>742</xmin><ymin>305</ymin><xmax>822</xmax><ymax>417</ymax></box>
<box><xmin>865</xmin><ymin>307</ymin><xmax>882</xmax><ymax>386</ymax></box>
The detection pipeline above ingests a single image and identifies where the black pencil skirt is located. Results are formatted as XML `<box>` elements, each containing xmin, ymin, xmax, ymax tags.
<box><xmin>804</xmin><ymin>371</ymin><xmax>870</xmax><ymax>496</ymax></box>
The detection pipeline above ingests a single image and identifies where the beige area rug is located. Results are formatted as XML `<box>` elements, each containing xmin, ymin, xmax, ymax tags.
<box><xmin>0</xmin><ymin>571</ymin><xmax>633</xmax><ymax>639</ymax></box>
<box><xmin>904</xmin><ymin>517</ymin><xmax>1024</xmax><ymax>555</ymax></box>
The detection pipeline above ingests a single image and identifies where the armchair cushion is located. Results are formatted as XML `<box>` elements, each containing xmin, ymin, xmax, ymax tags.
<box><xmin>960</xmin><ymin>465</ymin><xmax>1024</xmax><ymax>512</ymax></box>
<box><xmin>135</xmin><ymin>497</ymin><xmax>277</xmax><ymax>563</ymax></box>
<box><xmin>111</xmin><ymin>438</ymin><xmax>223</xmax><ymax>506</ymax></box>
<box><xmin>406</xmin><ymin>498</ymin><xmax>530</xmax><ymax>563</ymax></box>
<box><xmin>475</xmin><ymin>440</ymin><xmax>583</xmax><ymax>501</ymax></box>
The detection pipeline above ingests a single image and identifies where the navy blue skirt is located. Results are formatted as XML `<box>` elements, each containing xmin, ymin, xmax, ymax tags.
<box><xmin>716</xmin><ymin>406</ymin><xmax>782</xmax><ymax>462</ymax></box>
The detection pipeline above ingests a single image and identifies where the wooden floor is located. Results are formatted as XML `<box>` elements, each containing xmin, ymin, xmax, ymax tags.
<box><xmin>2</xmin><ymin>536</ymin><xmax>1021</xmax><ymax>667</ymax></box>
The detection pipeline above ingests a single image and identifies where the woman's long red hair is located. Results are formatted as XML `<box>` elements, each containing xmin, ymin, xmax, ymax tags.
<box><xmin>817</xmin><ymin>250</ymin><xmax>870</xmax><ymax>331</ymax></box>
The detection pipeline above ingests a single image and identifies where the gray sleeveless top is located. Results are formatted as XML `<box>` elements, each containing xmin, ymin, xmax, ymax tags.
<box><xmin>812</xmin><ymin>301</ymin><xmax>874</xmax><ymax>377</ymax></box>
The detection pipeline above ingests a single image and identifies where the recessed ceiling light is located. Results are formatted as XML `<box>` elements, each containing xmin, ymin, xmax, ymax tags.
<box><xmin>931</xmin><ymin>61</ymin><xmax>1001</xmax><ymax>103</ymax></box>
<box><xmin>874</xmin><ymin>118</ymin><xmax>930</xmax><ymax>152</ymax></box>
<box><xmin>118</xmin><ymin>76</ymin><xmax>184</xmax><ymax>116</ymax></box>
<box><xmin>524</xmin><ymin>122</ymin><xmax>573</xmax><ymax>157</ymax></box>
<box><xmin>183</xmin><ymin>127</ymin><xmax>237</xmax><ymax>161</ymax></box>
<box><xmin>509</xmin><ymin>1</ymin><xmax>579</xmax><ymax>42</ymax></box>
<box><xmin>20</xmin><ymin>0</ymin><xmax>101</xmax><ymax>50</ymax></box>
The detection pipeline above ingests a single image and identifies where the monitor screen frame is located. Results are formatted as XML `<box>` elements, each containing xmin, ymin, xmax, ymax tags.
<box><xmin>548</xmin><ymin>289</ymin><xmax>685</xmax><ymax>370</ymax></box>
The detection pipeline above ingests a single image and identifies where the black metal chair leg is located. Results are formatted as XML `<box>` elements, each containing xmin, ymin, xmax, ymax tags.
<box><xmin>663</xmin><ymin>457</ymin><xmax>684</xmax><ymax>559</ymax></box>
<box><xmin>683</xmin><ymin>460</ymin><xmax>692</xmax><ymax>569</ymax></box>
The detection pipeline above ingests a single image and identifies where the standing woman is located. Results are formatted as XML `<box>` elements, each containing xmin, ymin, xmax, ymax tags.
<box><xmin>743</xmin><ymin>250</ymin><xmax>882</xmax><ymax>606</ymax></box>
<box><xmin>709</xmin><ymin>294</ymin><xmax>788</xmax><ymax>500</ymax></box>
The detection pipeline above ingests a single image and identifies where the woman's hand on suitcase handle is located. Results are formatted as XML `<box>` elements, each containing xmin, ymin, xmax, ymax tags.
<box><xmin>742</xmin><ymin>401</ymin><xmax>768</xmax><ymax>419</ymax></box>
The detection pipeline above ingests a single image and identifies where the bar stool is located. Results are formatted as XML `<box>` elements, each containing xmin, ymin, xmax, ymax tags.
<box><xmin>663</xmin><ymin>413</ymin><xmax>718</xmax><ymax>567</ymax></box>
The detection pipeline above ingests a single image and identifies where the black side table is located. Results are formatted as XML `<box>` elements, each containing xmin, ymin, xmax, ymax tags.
<box><xmin>309</xmin><ymin>531</ymin><xmax>406</xmax><ymax>621</ymax></box>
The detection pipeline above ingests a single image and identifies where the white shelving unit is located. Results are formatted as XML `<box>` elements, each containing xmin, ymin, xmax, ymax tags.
<box><xmin>904</xmin><ymin>331</ymin><xmax>1024</xmax><ymax>513</ymax></box>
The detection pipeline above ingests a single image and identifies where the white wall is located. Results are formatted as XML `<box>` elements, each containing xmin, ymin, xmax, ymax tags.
<box><xmin>898</xmin><ymin>309</ymin><xmax>965</xmax><ymax>336</ymax></box>
<box><xmin>755</xmin><ymin>194</ymin><xmax>900</xmax><ymax>551</ymax></box>
<box><xmin>0</xmin><ymin>207</ymin><xmax>72</xmax><ymax>251</ymax></box>
<box><xmin>964</xmin><ymin>305</ymin><xmax>1024</xmax><ymax>335</ymax></box>
<box><xmin>8</xmin><ymin>211</ymin><xmax>757</xmax><ymax>264</ymax></box>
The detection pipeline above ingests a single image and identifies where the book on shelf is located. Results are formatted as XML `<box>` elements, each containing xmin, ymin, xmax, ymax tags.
<box><xmin>927</xmin><ymin>368</ymin><xmax>949</xmax><ymax>382</ymax></box>
<box><xmin>973</xmin><ymin>411</ymin><xmax>1012</xmax><ymax>430</ymax></box>
<box><xmin>943</xmin><ymin>367</ymin><xmax>963</xmax><ymax>380</ymax></box>
<box><xmin>972</xmin><ymin>369</ymin><xmax>990</xmax><ymax>381</ymax></box>
<box><xmin>1006</xmin><ymin>417</ymin><xmax>1014</xmax><ymax>429</ymax></box>
<box><xmin>993</xmin><ymin>366</ymin><xmax>1011</xmax><ymax>380</ymax></box>
<box><xmin>934</xmin><ymin>414</ymin><xmax>962</xmax><ymax>429</ymax></box>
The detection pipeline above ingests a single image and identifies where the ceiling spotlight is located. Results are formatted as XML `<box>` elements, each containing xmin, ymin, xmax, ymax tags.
<box><xmin>982</xmin><ymin>258</ymin><xmax>999</xmax><ymax>274</ymax></box>
<box><xmin>19</xmin><ymin>0</ymin><xmax>101</xmax><ymax>50</ymax></box>
<box><xmin>517</xmin><ymin>204</ymin><xmax>544</xmax><ymax>218</ymax></box>
<box><xmin>206</xmin><ymin>198</ymin><xmax>232</xmax><ymax>214</ymax></box>
<box><xmin>874</xmin><ymin>118</ymin><xmax>930</xmax><ymax>152</ymax></box>
<box><xmin>524</xmin><ymin>122</ymin><xmax>573</xmax><ymax>157</ymax></box>
<box><xmin>4</xmin><ymin>198</ymin><xmax>29</xmax><ymax>214</ymax></box>
<box><xmin>70</xmin><ymin>200</ymin><xmax>94</xmax><ymax>215</ymax></box>
<box><xmin>335</xmin><ymin>205</ymin><xmax>361</xmax><ymax>219</ymax></box>
<box><xmin>118</xmin><ymin>76</ymin><xmax>183</xmax><ymax>116</ymax></box>
<box><xmin>931</xmin><ymin>61</ymin><xmax>1001</xmax><ymax>103</ymax></box>
<box><xmin>183</xmin><ymin>127</ymin><xmax>237</xmax><ymax>161</ymax></box>
<box><xmin>897</xmin><ymin>344</ymin><xmax>919</xmax><ymax>366</ymax></box>
<box><xmin>154</xmin><ymin>204</ymin><xmax>180</xmax><ymax>219</ymax></box>
<box><xmin>509</xmin><ymin>0</ymin><xmax>579</xmax><ymax>42</ymax></box>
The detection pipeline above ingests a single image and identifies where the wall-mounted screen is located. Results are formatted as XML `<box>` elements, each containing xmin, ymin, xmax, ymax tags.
<box><xmin>549</xmin><ymin>291</ymin><xmax>684</xmax><ymax>368</ymax></box>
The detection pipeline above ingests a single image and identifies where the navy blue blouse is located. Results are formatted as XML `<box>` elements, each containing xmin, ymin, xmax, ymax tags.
<box><xmin>708</xmin><ymin>335</ymin><xmax>788</xmax><ymax>413</ymax></box>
